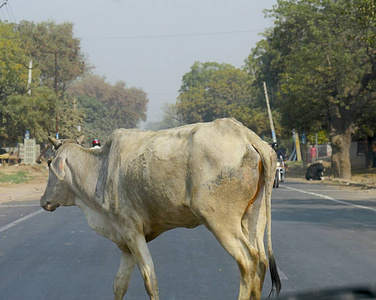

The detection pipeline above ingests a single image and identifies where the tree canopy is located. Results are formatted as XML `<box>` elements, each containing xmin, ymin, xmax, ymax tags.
<box><xmin>246</xmin><ymin>0</ymin><xmax>376</xmax><ymax>178</ymax></box>
<box><xmin>17</xmin><ymin>20</ymin><xmax>88</xmax><ymax>94</ymax></box>
<box><xmin>4</xmin><ymin>87</ymin><xmax>59</xmax><ymax>143</ymax></box>
<box><xmin>67</xmin><ymin>75</ymin><xmax>148</xmax><ymax>142</ymax></box>
<box><xmin>175</xmin><ymin>61</ymin><xmax>275</xmax><ymax>136</ymax></box>
<box><xmin>0</xmin><ymin>21</ymin><xmax>148</xmax><ymax>146</ymax></box>
<box><xmin>0</xmin><ymin>22</ymin><xmax>30</xmax><ymax>144</ymax></box>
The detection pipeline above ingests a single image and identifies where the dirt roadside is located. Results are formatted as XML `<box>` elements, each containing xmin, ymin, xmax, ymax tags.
<box><xmin>0</xmin><ymin>164</ymin><xmax>48</xmax><ymax>204</ymax></box>
<box><xmin>1</xmin><ymin>164</ymin><xmax>376</xmax><ymax>205</ymax></box>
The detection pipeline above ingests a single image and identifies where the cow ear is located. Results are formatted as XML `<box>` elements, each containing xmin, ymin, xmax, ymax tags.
<box><xmin>51</xmin><ymin>156</ymin><xmax>65</xmax><ymax>180</ymax></box>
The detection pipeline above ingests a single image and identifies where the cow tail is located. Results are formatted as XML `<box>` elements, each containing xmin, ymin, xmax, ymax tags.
<box><xmin>258</xmin><ymin>146</ymin><xmax>282</xmax><ymax>298</ymax></box>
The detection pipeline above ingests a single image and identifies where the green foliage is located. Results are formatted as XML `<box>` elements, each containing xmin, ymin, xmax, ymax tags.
<box><xmin>0</xmin><ymin>21</ymin><xmax>30</xmax><ymax>141</ymax></box>
<box><xmin>307</xmin><ymin>131</ymin><xmax>330</xmax><ymax>145</ymax></box>
<box><xmin>247</xmin><ymin>0</ymin><xmax>376</xmax><ymax>177</ymax></box>
<box><xmin>0</xmin><ymin>22</ymin><xmax>29</xmax><ymax>99</ymax></box>
<box><xmin>245</xmin><ymin>39</ymin><xmax>282</xmax><ymax>108</ymax></box>
<box><xmin>4</xmin><ymin>87</ymin><xmax>57</xmax><ymax>143</ymax></box>
<box><xmin>17</xmin><ymin>20</ymin><xmax>88</xmax><ymax>94</ymax></box>
<box><xmin>0</xmin><ymin>171</ymin><xmax>30</xmax><ymax>184</ymax></box>
<box><xmin>0</xmin><ymin>20</ymin><xmax>148</xmax><ymax>146</ymax></box>
<box><xmin>179</xmin><ymin>61</ymin><xmax>235</xmax><ymax>93</ymax></box>
<box><xmin>57</xmin><ymin>97</ymin><xmax>85</xmax><ymax>140</ymax></box>
<box><xmin>68</xmin><ymin>75</ymin><xmax>148</xmax><ymax>142</ymax></box>
<box><xmin>176</xmin><ymin>61</ymin><xmax>274</xmax><ymax>136</ymax></box>
<box><xmin>349</xmin><ymin>0</ymin><xmax>376</xmax><ymax>46</ymax></box>
<box><xmin>0</xmin><ymin>21</ymin><xmax>88</xmax><ymax>145</ymax></box>
<box><xmin>255</xmin><ymin>0</ymin><xmax>376</xmax><ymax>135</ymax></box>
<box><xmin>75</xmin><ymin>95</ymin><xmax>117</xmax><ymax>142</ymax></box>
<box><xmin>106</xmin><ymin>81</ymin><xmax>148</xmax><ymax>129</ymax></box>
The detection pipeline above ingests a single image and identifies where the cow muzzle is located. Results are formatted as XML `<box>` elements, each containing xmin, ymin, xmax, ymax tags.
<box><xmin>42</xmin><ymin>202</ymin><xmax>60</xmax><ymax>212</ymax></box>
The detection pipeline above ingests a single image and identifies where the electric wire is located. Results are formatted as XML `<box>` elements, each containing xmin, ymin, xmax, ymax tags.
<box><xmin>6</xmin><ymin>0</ymin><xmax>16</xmax><ymax>23</ymax></box>
<box><xmin>82</xmin><ymin>29</ymin><xmax>263</xmax><ymax>40</ymax></box>
<box><xmin>0</xmin><ymin>1</ymin><xmax>8</xmax><ymax>21</ymax></box>
<box><xmin>4</xmin><ymin>4</ymin><xmax>14</xmax><ymax>23</ymax></box>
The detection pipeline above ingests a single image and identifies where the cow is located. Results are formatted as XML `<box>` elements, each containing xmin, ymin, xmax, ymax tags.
<box><xmin>40</xmin><ymin>118</ymin><xmax>281</xmax><ymax>300</ymax></box>
<box><xmin>305</xmin><ymin>162</ymin><xmax>325</xmax><ymax>181</ymax></box>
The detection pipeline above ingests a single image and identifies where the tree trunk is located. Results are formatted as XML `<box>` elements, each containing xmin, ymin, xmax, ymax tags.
<box><xmin>330</xmin><ymin>131</ymin><xmax>352</xmax><ymax>179</ymax></box>
<box><xmin>328</xmin><ymin>98</ymin><xmax>354</xmax><ymax>180</ymax></box>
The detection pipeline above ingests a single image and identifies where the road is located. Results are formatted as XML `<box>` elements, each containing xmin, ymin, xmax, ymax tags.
<box><xmin>0</xmin><ymin>178</ymin><xmax>376</xmax><ymax>299</ymax></box>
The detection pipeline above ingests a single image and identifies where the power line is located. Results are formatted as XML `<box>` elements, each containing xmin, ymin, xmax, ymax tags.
<box><xmin>0</xmin><ymin>0</ymin><xmax>7</xmax><ymax>22</ymax></box>
<box><xmin>82</xmin><ymin>29</ymin><xmax>264</xmax><ymax>40</ymax></box>
<box><xmin>6</xmin><ymin>0</ymin><xmax>16</xmax><ymax>23</ymax></box>
<box><xmin>0</xmin><ymin>0</ymin><xmax>16</xmax><ymax>23</ymax></box>
<box><xmin>0</xmin><ymin>3</ymin><xmax>7</xmax><ymax>21</ymax></box>
<box><xmin>5</xmin><ymin>4</ymin><xmax>14</xmax><ymax>22</ymax></box>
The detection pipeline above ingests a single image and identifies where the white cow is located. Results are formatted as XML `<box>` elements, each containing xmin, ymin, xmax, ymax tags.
<box><xmin>41</xmin><ymin>118</ymin><xmax>281</xmax><ymax>300</ymax></box>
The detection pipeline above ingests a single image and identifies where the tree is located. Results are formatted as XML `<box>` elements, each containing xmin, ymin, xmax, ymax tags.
<box><xmin>68</xmin><ymin>75</ymin><xmax>148</xmax><ymax>140</ymax></box>
<box><xmin>145</xmin><ymin>104</ymin><xmax>185</xmax><ymax>131</ymax></box>
<box><xmin>57</xmin><ymin>97</ymin><xmax>85</xmax><ymax>140</ymax></box>
<box><xmin>0</xmin><ymin>21</ymin><xmax>30</xmax><ymax>143</ymax></box>
<box><xmin>68</xmin><ymin>74</ymin><xmax>112</xmax><ymax>102</ymax></box>
<box><xmin>106</xmin><ymin>81</ymin><xmax>148</xmax><ymax>129</ymax></box>
<box><xmin>17</xmin><ymin>21</ymin><xmax>88</xmax><ymax>94</ymax></box>
<box><xmin>245</xmin><ymin>39</ymin><xmax>282</xmax><ymax>109</ymax></box>
<box><xmin>249</xmin><ymin>0</ymin><xmax>376</xmax><ymax>178</ymax></box>
<box><xmin>175</xmin><ymin>61</ymin><xmax>273</xmax><ymax>136</ymax></box>
<box><xmin>75</xmin><ymin>95</ymin><xmax>117</xmax><ymax>142</ymax></box>
<box><xmin>4</xmin><ymin>87</ymin><xmax>57</xmax><ymax>143</ymax></box>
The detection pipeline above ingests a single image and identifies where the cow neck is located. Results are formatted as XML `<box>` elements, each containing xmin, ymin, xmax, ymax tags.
<box><xmin>67</xmin><ymin>145</ymin><xmax>104</xmax><ymax>210</ymax></box>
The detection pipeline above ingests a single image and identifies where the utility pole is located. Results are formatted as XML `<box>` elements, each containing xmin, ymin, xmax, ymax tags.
<box><xmin>27</xmin><ymin>59</ymin><xmax>33</xmax><ymax>95</ymax></box>
<box><xmin>263</xmin><ymin>82</ymin><xmax>277</xmax><ymax>143</ymax></box>
<box><xmin>54</xmin><ymin>52</ymin><xmax>58</xmax><ymax>95</ymax></box>
<box><xmin>54</xmin><ymin>51</ymin><xmax>59</xmax><ymax>138</ymax></box>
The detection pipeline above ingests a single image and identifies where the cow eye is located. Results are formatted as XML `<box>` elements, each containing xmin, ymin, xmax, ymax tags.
<box><xmin>47</xmin><ymin>158</ymin><xmax>53</xmax><ymax>168</ymax></box>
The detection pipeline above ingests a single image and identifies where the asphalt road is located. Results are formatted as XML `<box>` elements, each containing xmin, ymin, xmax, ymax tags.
<box><xmin>1</xmin><ymin>178</ymin><xmax>376</xmax><ymax>300</ymax></box>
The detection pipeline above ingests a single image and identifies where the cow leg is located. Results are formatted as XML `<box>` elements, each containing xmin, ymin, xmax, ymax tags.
<box><xmin>190</xmin><ymin>185</ymin><xmax>262</xmax><ymax>298</ymax></box>
<box><xmin>114</xmin><ymin>250</ymin><xmax>136</xmax><ymax>300</ymax></box>
<box><xmin>127</xmin><ymin>235</ymin><xmax>159</xmax><ymax>300</ymax></box>
<box><xmin>204</xmin><ymin>220</ymin><xmax>259</xmax><ymax>300</ymax></box>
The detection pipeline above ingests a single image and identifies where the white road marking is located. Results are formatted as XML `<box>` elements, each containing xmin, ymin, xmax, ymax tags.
<box><xmin>0</xmin><ymin>209</ymin><xmax>43</xmax><ymax>233</ymax></box>
<box><xmin>0</xmin><ymin>204</ymin><xmax>41</xmax><ymax>208</ymax></box>
<box><xmin>277</xmin><ymin>189</ymin><xmax>349</xmax><ymax>192</ymax></box>
<box><xmin>282</xmin><ymin>186</ymin><xmax>376</xmax><ymax>213</ymax></box>
<box><xmin>277</xmin><ymin>267</ymin><xmax>288</xmax><ymax>280</ymax></box>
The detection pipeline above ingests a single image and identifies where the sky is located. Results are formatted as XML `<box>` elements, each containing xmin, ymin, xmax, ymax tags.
<box><xmin>3</xmin><ymin>0</ymin><xmax>277</xmax><ymax>125</ymax></box>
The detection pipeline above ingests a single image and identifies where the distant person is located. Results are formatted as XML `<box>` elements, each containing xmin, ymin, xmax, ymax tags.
<box><xmin>271</xmin><ymin>142</ymin><xmax>285</xmax><ymax>160</ymax></box>
<box><xmin>92</xmin><ymin>139</ymin><xmax>101</xmax><ymax>149</ymax></box>
<box><xmin>309</xmin><ymin>145</ymin><xmax>317</xmax><ymax>162</ymax></box>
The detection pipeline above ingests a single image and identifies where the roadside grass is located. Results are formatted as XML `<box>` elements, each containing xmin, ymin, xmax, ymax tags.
<box><xmin>0</xmin><ymin>171</ymin><xmax>30</xmax><ymax>184</ymax></box>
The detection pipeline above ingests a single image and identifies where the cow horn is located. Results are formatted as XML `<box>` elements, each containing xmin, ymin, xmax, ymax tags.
<box><xmin>48</xmin><ymin>137</ymin><xmax>63</xmax><ymax>149</ymax></box>
<box><xmin>76</xmin><ymin>134</ymin><xmax>85</xmax><ymax>145</ymax></box>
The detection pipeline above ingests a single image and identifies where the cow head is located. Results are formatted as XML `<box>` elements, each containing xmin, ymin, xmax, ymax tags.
<box><xmin>40</xmin><ymin>136</ymin><xmax>84</xmax><ymax>212</ymax></box>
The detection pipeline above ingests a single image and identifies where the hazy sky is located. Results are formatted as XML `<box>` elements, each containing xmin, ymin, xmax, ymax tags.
<box><xmin>4</xmin><ymin>0</ymin><xmax>277</xmax><ymax>124</ymax></box>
